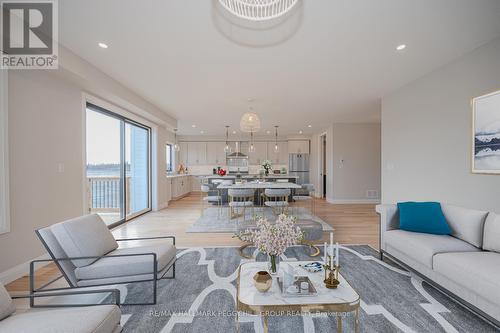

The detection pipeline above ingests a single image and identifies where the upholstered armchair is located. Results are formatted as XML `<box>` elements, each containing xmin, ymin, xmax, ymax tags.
<box><xmin>0</xmin><ymin>282</ymin><xmax>121</xmax><ymax>333</ymax></box>
<box><xmin>32</xmin><ymin>214</ymin><xmax>176</xmax><ymax>305</ymax></box>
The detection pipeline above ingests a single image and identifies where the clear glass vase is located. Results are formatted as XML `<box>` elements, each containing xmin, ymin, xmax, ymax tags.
<box><xmin>267</xmin><ymin>254</ymin><xmax>280</xmax><ymax>275</ymax></box>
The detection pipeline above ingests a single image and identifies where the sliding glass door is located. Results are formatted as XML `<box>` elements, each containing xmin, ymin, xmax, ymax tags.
<box><xmin>86</xmin><ymin>104</ymin><xmax>151</xmax><ymax>226</ymax></box>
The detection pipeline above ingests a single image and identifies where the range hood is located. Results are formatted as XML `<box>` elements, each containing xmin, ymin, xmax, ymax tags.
<box><xmin>227</xmin><ymin>151</ymin><xmax>247</xmax><ymax>158</ymax></box>
<box><xmin>227</xmin><ymin>141</ymin><xmax>247</xmax><ymax>158</ymax></box>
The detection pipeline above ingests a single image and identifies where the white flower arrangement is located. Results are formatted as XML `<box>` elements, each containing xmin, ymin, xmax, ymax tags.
<box><xmin>237</xmin><ymin>214</ymin><xmax>303</xmax><ymax>256</ymax></box>
<box><xmin>261</xmin><ymin>160</ymin><xmax>272</xmax><ymax>173</ymax></box>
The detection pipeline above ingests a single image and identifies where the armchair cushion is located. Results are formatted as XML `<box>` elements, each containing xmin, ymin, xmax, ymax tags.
<box><xmin>51</xmin><ymin>214</ymin><xmax>118</xmax><ymax>267</ymax></box>
<box><xmin>483</xmin><ymin>212</ymin><xmax>500</xmax><ymax>253</ymax></box>
<box><xmin>75</xmin><ymin>242</ymin><xmax>176</xmax><ymax>280</ymax></box>
<box><xmin>0</xmin><ymin>283</ymin><xmax>15</xmax><ymax>321</ymax></box>
<box><xmin>0</xmin><ymin>304</ymin><xmax>120</xmax><ymax>333</ymax></box>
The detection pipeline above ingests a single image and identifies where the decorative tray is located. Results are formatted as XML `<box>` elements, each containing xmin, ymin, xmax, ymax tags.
<box><xmin>277</xmin><ymin>276</ymin><xmax>318</xmax><ymax>297</ymax></box>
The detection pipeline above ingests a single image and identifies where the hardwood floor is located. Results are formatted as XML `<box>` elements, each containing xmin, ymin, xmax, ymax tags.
<box><xmin>6</xmin><ymin>193</ymin><xmax>379</xmax><ymax>292</ymax></box>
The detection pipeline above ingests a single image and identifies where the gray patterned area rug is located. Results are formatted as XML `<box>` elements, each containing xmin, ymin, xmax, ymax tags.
<box><xmin>117</xmin><ymin>246</ymin><xmax>498</xmax><ymax>333</ymax></box>
<box><xmin>187</xmin><ymin>207</ymin><xmax>333</xmax><ymax>233</ymax></box>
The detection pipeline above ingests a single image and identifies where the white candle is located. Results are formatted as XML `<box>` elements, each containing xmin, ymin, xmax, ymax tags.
<box><xmin>329</xmin><ymin>232</ymin><xmax>334</xmax><ymax>267</ymax></box>
<box><xmin>335</xmin><ymin>242</ymin><xmax>340</xmax><ymax>267</ymax></box>
<box><xmin>323</xmin><ymin>242</ymin><xmax>327</xmax><ymax>265</ymax></box>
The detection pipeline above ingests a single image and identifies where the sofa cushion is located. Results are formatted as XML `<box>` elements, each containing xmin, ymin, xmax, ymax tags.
<box><xmin>51</xmin><ymin>214</ymin><xmax>118</xmax><ymax>267</ymax></box>
<box><xmin>397</xmin><ymin>202</ymin><xmax>451</xmax><ymax>235</ymax></box>
<box><xmin>0</xmin><ymin>283</ymin><xmax>15</xmax><ymax>321</ymax></box>
<box><xmin>441</xmin><ymin>205</ymin><xmax>488</xmax><ymax>247</ymax></box>
<box><xmin>75</xmin><ymin>242</ymin><xmax>176</xmax><ymax>280</ymax></box>
<box><xmin>0</xmin><ymin>304</ymin><xmax>120</xmax><ymax>333</ymax></box>
<box><xmin>384</xmin><ymin>229</ymin><xmax>478</xmax><ymax>269</ymax></box>
<box><xmin>433</xmin><ymin>252</ymin><xmax>500</xmax><ymax>308</ymax></box>
<box><xmin>483</xmin><ymin>212</ymin><xmax>500</xmax><ymax>253</ymax></box>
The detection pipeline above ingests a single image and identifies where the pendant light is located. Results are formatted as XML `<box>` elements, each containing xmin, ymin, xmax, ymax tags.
<box><xmin>174</xmin><ymin>128</ymin><xmax>180</xmax><ymax>152</ymax></box>
<box><xmin>224</xmin><ymin>125</ymin><xmax>231</xmax><ymax>153</ymax></box>
<box><xmin>274</xmin><ymin>125</ymin><xmax>279</xmax><ymax>153</ymax></box>
<box><xmin>249</xmin><ymin>131</ymin><xmax>256</xmax><ymax>153</ymax></box>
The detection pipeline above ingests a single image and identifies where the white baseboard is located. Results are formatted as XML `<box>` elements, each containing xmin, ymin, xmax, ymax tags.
<box><xmin>157</xmin><ymin>201</ymin><xmax>169</xmax><ymax>211</ymax></box>
<box><xmin>0</xmin><ymin>253</ymin><xmax>50</xmax><ymax>285</ymax></box>
<box><xmin>326</xmin><ymin>198</ymin><xmax>381</xmax><ymax>204</ymax></box>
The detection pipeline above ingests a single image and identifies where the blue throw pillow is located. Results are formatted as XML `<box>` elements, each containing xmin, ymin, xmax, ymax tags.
<box><xmin>397</xmin><ymin>202</ymin><xmax>451</xmax><ymax>235</ymax></box>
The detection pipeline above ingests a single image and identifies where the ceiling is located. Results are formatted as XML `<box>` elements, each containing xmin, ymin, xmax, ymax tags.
<box><xmin>59</xmin><ymin>0</ymin><xmax>500</xmax><ymax>135</ymax></box>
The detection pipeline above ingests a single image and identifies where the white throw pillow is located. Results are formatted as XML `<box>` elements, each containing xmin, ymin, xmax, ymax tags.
<box><xmin>483</xmin><ymin>212</ymin><xmax>500</xmax><ymax>253</ymax></box>
<box><xmin>51</xmin><ymin>214</ymin><xmax>118</xmax><ymax>267</ymax></box>
<box><xmin>0</xmin><ymin>283</ymin><xmax>15</xmax><ymax>320</ymax></box>
<box><xmin>441</xmin><ymin>205</ymin><xmax>488</xmax><ymax>247</ymax></box>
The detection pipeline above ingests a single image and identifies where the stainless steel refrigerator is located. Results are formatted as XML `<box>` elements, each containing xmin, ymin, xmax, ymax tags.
<box><xmin>289</xmin><ymin>154</ymin><xmax>310</xmax><ymax>185</ymax></box>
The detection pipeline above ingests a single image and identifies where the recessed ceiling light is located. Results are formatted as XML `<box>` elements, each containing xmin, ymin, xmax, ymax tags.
<box><xmin>307</xmin><ymin>125</ymin><xmax>312</xmax><ymax>128</ymax></box>
<box><xmin>200</xmin><ymin>130</ymin><xmax>204</xmax><ymax>134</ymax></box>
<box><xmin>396</xmin><ymin>44</ymin><xmax>406</xmax><ymax>51</ymax></box>
<box><xmin>191</xmin><ymin>124</ymin><xmax>197</xmax><ymax>128</ymax></box>
<box><xmin>299</xmin><ymin>130</ymin><xmax>303</xmax><ymax>134</ymax></box>
<box><xmin>98</xmin><ymin>42</ymin><xmax>108</xmax><ymax>49</ymax></box>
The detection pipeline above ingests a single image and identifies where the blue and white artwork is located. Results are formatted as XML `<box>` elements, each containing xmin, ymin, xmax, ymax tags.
<box><xmin>473</xmin><ymin>90</ymin><xmax>500</xmax><ymax>173</ymax></box>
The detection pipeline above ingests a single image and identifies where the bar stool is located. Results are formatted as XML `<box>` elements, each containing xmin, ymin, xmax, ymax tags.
<box><xmin>200</xmin><ymin>184</ymin><xmax>222</xmax><ymax>217</ymax></box>
<box><xmin>264</xmin><ymin>188</ymin><xmax>291</xmax><ymax>215</ymax></box>
<box><xmin>292</xmin><ymin>184</ymin><xmax>315</xmax><ymax>216</ymax></box>
<box><xmin>228</xmin><ymin>188</ymin><xmax>255</xmax><ymax>223</ymax></box>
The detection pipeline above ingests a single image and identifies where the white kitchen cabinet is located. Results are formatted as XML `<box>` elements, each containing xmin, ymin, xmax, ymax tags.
<box><xmin>206</xmin><ymin>142</ymin><xmax>227</xmax><ymax>165</ymax></box>
<box><xmin>267</xmin><ymin>142</ymin><xmax>288</xmax><ymax>165</ymax></box>
<box><xmin>248</xmin><ymin>142</ymin><xmax>268</xmax><ymax>165</ymax></box>
<box><xmin>178</xmin><ymin>142</ymin><xmax>189</xmax><ymax>166</ymax></box>
<box><xmin>171</xmin><ymin>175</ymin><xmax>191</xmax><ymax>199</ymax></box>
<box><xmin>279</xmin><ymin>142</ymin><xmax>288</xmax><ymax>164</ymax></box>
<box><xmin>187</xmin><ymin>142</ymin><xmax>207</xmax><ymax>165</ymax></box>
<box><xmin>288</xmin><ymin>140</ymin><xmax>310</xmax><ymax>154</ymax></box>
<box><xmin>191</xmin><ymin>175</ymin><xmax>202</xmax><ymax>192</ymax></box>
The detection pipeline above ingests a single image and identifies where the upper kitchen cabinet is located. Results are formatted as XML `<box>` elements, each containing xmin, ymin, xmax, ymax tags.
<box><xmin>267</xmin><ymin>142</ymin><xmax>288</xmax><ymax>165</ymax></box>
<box><xmin>248</xmin><ymin>142</ymin><xmax>267</xmax><ymax>165</ymax></box>
<box><xmin>288</xmin><ymin>140</ymin><xmax>310</xmax><ymax>154</ymax></box>
<box><xmin>178</xmin><ymin>142</ymin><xmax>189</xmax><ymax>166</ymax></box>
<box><xmin>206</xmin><ymin>142</ymin><xmax>226</xmax><ymax>165</ymax></box>
<box><xmin>187</xmin><ymin>142</ymin><xmax>207</xmax><ymax>165</ymax></box>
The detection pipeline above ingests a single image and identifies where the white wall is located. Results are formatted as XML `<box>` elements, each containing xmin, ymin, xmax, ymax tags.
<box><xmin>0</xmin><ymin>47</ymin><xmax>177</xmax><ymax>279</ymax></box>
<box><xmin>310</xmin><ymin>123</ymin><xmax>381</xmax><ymax>203</ymax></box>
<box><xmin>381</xmin><ymin>37</ymin><xmax>500</xmax><ymax>212</ymax></box>
<box><xmin>332</xmin><ymin>123</ymin><xmax>381</xmax><ymax>203</ymax></box>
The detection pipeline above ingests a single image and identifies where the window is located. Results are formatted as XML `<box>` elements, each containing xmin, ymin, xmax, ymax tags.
<box><xmin>86</xmin><ymin>103</ymin><xmax>152</xmax><ymax>227</ymax></box>
<box><xmin>166</xmin><ymin>144</ymin><xmax>173</xmax><ymax>172</ymax></box>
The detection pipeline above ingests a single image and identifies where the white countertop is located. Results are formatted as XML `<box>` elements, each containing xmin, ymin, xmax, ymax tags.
<box><xmin>166</xmin><ymin>173</ymin><xmax>192</xmax><ymax>178</ymax></box>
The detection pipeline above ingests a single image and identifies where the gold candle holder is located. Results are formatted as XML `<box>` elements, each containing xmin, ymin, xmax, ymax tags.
<box><xmin>323</xmin><ymin>255</ymin><xmax>340</xmax><ymax>289</ymax></box>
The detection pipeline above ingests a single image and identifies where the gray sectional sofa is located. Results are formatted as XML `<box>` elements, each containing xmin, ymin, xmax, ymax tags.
<box><xmin>376</xmin><ymin>204</ymin><xmax>500</xmax><ymax>325</ymax></box>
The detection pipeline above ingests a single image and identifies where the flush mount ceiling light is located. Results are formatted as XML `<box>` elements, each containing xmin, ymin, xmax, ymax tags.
<box><xmin>218</xmin><ymin>0</ymin><xmax>299</xmax><ymax>21</ymax></box>
<box><xmin>98</xmin><ymin>42</ymin><xmax>108</xmax><ymax>49</ymax></box>
<box><xmin>240</xmin><ymin>112</ymin><xmax>261</xmax><ymax>133</ymax></box>
<box><xmin>396</xmin><ymin>44</ymin><xmax>406</xmax><ymax>51</ymax></box>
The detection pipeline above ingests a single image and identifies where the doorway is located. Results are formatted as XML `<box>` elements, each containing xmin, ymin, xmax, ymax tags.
<box><xmin>320</xmin><ymin>133</ymin><xmax>327</xmax><ymax>198</ymax></box>
<box><xmin>86</xmin><ymin>103</ymin><xmax>152</xmax><ymax>227</ymax></box>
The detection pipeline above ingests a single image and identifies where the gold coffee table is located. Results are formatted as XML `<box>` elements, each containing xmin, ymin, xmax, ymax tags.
<box><xmin>236</xmin><ymin>261</ymin><xmax>360</xmax><ymax>332</ymax></box>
